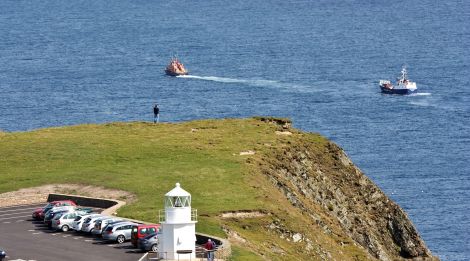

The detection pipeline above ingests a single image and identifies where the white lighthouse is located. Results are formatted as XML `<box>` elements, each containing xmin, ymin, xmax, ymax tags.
<box><xmin>159</xmin><ymin>183</ymin><xmax>197</xmax><ymax>260</ymax></box>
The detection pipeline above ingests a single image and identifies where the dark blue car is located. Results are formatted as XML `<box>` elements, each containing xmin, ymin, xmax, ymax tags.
<box><xmin>0</xmin><ymin>248</ymin><xmax>6</xmax><ymax>261</ymax></box>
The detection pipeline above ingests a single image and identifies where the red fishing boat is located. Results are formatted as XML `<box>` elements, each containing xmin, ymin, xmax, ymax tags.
<box><xmin>165</xmin><ymin>57</ymin><xmax>188</xmax><ymax>76</ymax></box>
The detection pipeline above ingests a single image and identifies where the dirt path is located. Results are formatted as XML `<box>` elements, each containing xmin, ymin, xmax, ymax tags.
<box><xmin>0</xmin><ymin>184</ymin><xmax>135</xmax><ymax>207</ymax></box>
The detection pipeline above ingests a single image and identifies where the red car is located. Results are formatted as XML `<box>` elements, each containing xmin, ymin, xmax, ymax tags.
<box><xmin>32</xmin><ymin>200</ymin><xmax>77</xmax><ymax>220</ymax></box>
<box><xmin>131</xmin><ymin>224</ymin><xmax>160</xmax><ymax>247</ymax></box>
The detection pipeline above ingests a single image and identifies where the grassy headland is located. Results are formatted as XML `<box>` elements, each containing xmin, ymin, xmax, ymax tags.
<box><xmin>0</xmin><ymin>118</ymin><xmax>435</xmax><ymax>260</ymax></box>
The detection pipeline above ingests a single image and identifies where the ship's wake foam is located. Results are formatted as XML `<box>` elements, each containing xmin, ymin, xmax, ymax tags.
<box><xmin>178</xmin><ymin>75</ymin><xmax>277</xmax><ymax>86</ymax></box>
<box><xmin>409</xmin><ymin>92</ymin><xmax>431</xmax><ymax>96</ymax></box>
<box><xmin>177</xmin><ymin>75</ymin><xmax>312</xmax><ymax>91</ymax></box>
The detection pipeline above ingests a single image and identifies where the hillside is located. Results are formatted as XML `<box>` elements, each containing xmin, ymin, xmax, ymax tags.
<box><xmin>0</xmin><ymin>118</ymin><xmax>438</xmax><ymax>260</ymax></box>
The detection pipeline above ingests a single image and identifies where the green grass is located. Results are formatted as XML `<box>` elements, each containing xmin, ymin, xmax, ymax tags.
<box><xmin>0</xmin><ymin>118</ymin><xmax>371</xmax><ymax>260</ymax></box>
<box><xmin>229</xmin><ymin>246</ymin><xmax>262</xmax><ymax>261</ymax></box>
<box><xmin>0</xmin><ymin>118</ymin><xmax>294</xmax><ymax>222</ymax></box>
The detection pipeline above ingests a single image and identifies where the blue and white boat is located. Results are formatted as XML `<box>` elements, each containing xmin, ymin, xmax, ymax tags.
<box><xmin>379</xmin><ymin>66</ymin><xmax>417</xmax><ymax>95</ymax></box>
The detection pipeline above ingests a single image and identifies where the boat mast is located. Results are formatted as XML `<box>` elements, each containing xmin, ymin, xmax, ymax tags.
<box><xmin>400</xmin><ymin>66</ymin><xmax>407</xmax><ymax>81</ymax></box>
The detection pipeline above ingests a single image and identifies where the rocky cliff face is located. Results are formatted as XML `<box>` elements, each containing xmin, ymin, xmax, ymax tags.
<box><xmin>257</xmin><ymin>136</ymin><xmax>437</xmax><ymax>260</ymax></box>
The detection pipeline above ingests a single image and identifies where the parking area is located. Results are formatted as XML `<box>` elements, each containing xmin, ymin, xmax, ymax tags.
<box><xmin>0</xmin><ymin>203</ymin><xmax>144</xmax><ymax>261</ymax></box>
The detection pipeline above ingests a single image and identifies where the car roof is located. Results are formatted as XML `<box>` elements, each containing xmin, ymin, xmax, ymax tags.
<box><xmin>49</xmin><ymin>208</ymin><xmax>73</xmax><ymax>214</ymax></box>
<box><xmin>134</xmin><ymin>224</ymin><xmax>159</xmax><ymax>228</ymax></box>
<box><xmin>113</xmin><ymin>222</ymin><xmax>137</xmax><ymax>227</ymax></box>
<box><xmin>95</xmin><ymin>216</ymin><xmax>112</xmax><ymax>221</ymax></box>
<box><xmin>82</xmin><ymin>213</ymin><xmax>101</xmax><ymax>218</ymax></box>
<box><xmin>107</xmin><ymin>220</ymin><xmax>127</xmax><ymax>225</ymax></box>
<box><xmin>49</xmin><ymin>210</ymin><xmax>69</xmax><ymax>216</ymax></box>
<box><xmin>51</xmin><ymin>205</ymin><xmax>75</xmax><ymax>210</ymax></box>
<box><xmin>101</xmin><ymin>217</ymin><xmax>123</xmax><ymax>220</ymax></box>
<box><xmin>89</xmin><ymin>215</ymin><xmax>107</xmax><ymax>220</ymax></box>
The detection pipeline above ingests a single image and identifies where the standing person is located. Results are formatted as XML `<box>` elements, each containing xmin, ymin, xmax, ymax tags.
<box><xmin>153</xmin><ymin>104</ymin><xmax>160</xmax><ymax>123</ymax></box>
<box><xmin>204</xmin><ymin>238</ymin><xmax>214</xmax><ymax>261</ymax></box>
<box><xmin>211</xmin><ymin>239</ymin><xmax>217</xmax><ymax>252</ymax></box>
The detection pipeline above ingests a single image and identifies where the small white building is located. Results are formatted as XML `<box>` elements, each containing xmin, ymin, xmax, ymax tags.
<box><xmin>159</xmin><ymin>183</ymin><xmax>197</xmax><ymax>260</ymax></box>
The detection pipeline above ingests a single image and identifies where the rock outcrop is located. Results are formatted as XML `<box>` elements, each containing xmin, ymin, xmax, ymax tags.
<box><xmin>258</xmin><ymin>137</ymin><xmax>437</xmax><ymax>260</ymax></box>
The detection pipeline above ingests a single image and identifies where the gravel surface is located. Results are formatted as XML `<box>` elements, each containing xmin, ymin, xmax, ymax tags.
<box><xmin>0</xmin><ymin>184</ymin><xmax>135</xmax><ymax>207</ymax></box>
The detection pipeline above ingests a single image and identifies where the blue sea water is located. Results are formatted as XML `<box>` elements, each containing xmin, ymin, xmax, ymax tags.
<box><xmin>0</xmin><ymin>0</ymin><xmax>469</xmax><ymax>259</ymax></box>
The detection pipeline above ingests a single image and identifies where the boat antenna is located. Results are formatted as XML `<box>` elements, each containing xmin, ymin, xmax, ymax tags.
<box><xmin>401</xmin><ymin>65</ymin><xmax>407</xmax><ymax>80</ymax></box>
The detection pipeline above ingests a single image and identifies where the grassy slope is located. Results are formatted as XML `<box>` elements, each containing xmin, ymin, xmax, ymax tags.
<box><xmin>0</xmin><ymin>118</ymin><xmax>371</xmax><ymax>260</ymax></box>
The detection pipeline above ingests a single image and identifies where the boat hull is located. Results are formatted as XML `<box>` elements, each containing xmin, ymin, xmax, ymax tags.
<box><xmin>380</xmin><ymin>86</ymin><xmax>416</xmax><ymax>95</ymax></box>
<box><xmin>165</xmin><ymin>69</ymin><xmax>188</xmax><ymax>77</ymax></box>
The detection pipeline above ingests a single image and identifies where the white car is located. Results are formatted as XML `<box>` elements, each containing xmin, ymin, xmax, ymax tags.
<box><xmin>51</xmin><ymin>211</ymin><xmax>88</xmax><ymax>232</ymax></box>
<box><xmin>73</xmin><ymin>214</ymin><xmax>100</xmax><ymax>232</ymax></box>
<box><xmin>81</xmin><ymin>215</ymin><xmax>106</xmax><ymax>233</ymax></box>
<box><xmin>92</xmin><ymin>217</ymin><xmax>123</xmax><ymax>236</ymax></box>
<box><xmin>44</xmin><ymin>205</ymin><xmax>76</xmax><ymax>218</ymax></box>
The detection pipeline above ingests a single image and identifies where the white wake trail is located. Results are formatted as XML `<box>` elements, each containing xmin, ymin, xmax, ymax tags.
<box><xmin>177</xmin><ymin>74</ymin><xmax>312</xmax><ymax>91</ymax></box>
<box><xmin>409</xmin><ymin>92</ymin><xmax>432</xmax><ymax>96</ymax></box>
<box><xmin>178</xmin><ymin>75</ymin><xmax>275</xmax><ymax>85</ymax></box>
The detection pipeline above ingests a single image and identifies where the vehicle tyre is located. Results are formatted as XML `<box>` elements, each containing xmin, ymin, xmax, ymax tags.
<box><xmin>151</xmin><ymin>244</ymin><xmax>158</xmax><ymax>252</ymax></box>
<box><xmin>62</xmin><ymin>225</ymin><xmax>69</xmax><ymax>232</ymax></box>
<box><xmin>117</xmin><ymin>235</ymin><xmax>125</xmax><ymax>244</ymax></box>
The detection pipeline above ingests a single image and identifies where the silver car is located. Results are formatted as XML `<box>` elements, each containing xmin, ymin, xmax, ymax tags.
<box><xmin>101</xmin><ymin>219</ymin><xmax>128</xmax><ymax>233</ymax></box>
<box><xmin>72</xmin><ymin>214</ymin><xmax>100</xmax><ymax>232</ymax></box>
<box><xmin>81</xmin><ymin>214</ymin><xmax>106</xmax><ymax>233</ymax></box>
<box><xmin>92</xmin><ymin>217</ymin><xmax>123</xmax><ymax>236</ymax></box>
<box><xmin>102</xmin><ymin>222</ymin><xmax>137</xmax><ymax>244</ymax></box>
<box><xmin>51</xmin><ymin>211</ymin><xmax>90</xmax><ymax>232</ymax></box>
<box><xmin>138</xmin><ymin>232</ymin><xmax>160</xmax><ymax>252</ymax></box>
<box><xmin>44</xmin><ymin>205</ymin><xmax>75</xmax><ymax>217</ymax></box>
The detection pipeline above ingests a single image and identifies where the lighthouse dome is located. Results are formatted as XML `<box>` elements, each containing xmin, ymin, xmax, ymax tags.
<box><xmin>165</xmin><ymin>183</ymin><xmax>191</xmax><ymax>197</ymax></box>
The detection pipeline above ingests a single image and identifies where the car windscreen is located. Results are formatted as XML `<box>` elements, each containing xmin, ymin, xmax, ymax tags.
<box><xmin>74</xmin><ymin>216</ymin><xmax>82</xmax><ymax>221</ymax></box>
<box><xmin>105</xmin><ymin>226</ymin><xmax>114</xmax><ymax>232</ymax></box>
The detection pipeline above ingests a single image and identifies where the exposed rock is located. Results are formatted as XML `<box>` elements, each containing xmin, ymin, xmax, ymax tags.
<box><xmin>223</xmin><ymin>227</ymin><xmax>247</xmax><ymax>244</ymax></box>
<box><xmin>258</xmin><ymin>140</ymin><xmax>438</xmax><ymax>260</ymax></box>
<box><xmin>220</xmin><ymin>210</ymin><xmax>267</xmax><ymax>218</ymax></box>
<box><xmin>292</xmin><ymin>233</ymin><xmax>302</xmax><ymax>243</ymax></box>
<box><xmin>275</xmin><ymin>131</ymin><xmax>292</xmax><ymax>136</ymax></box>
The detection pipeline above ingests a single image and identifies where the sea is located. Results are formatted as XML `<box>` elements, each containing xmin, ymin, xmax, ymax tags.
<box><xmin>0</xmin><ymin>0</ymin><xmax>469</xmax><ymax>259</ymax></box>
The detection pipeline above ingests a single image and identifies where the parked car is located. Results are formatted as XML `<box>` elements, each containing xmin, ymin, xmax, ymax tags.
<box><xmin>101</xmin><ymin>219</ymin><xmax>128</xmax><ymax>233</ymax></box>
<box><xmin>51</xmin><ymin>210</ymin><xmax>91</xmax><ymax>232</ymax></box>
<box><xmin>44</xmin><ymin>205</ymin><xmax>76</xmax><ymax>217</ymax></box>
<box><xmin>0</xmin><ymin>248</ymin><xmax>6</xmax><ymax>261</ymax></box>
<box><xmin>44</xmin><ymin>208</ymin><xmax>74</xmax><ymax>228</ymax></box>
<box><xmin>102</xmin><ymin>222</ymin><xmax>138</xmax><ymax>244</ymax></box>
<box><xmin>81</xmin><ymin>215</ymin><xmax>106</xmax><ymax>233</ymax></box>
<box><xmin>138</xmin><ymin>232</ymin><xmax>159</xmax><ymax>252</ymax></box>
<box><xmin>72</xmin><ymin>214</ymin><xmax>100</xmax><ymax>232</ymax></box>
<box><xmin>32</xmin><ymin>200</ymin><xmax>77</xmax><ymax>220</ymax></box>
<box><xmin>131</xmin><ymin>224</ymin><xmax>160</xmax><ymax>247</ymax></box>
<box><xmin>92</xmin><ymin>217</ymin><xmax>123</xmax><ymax>236</ymax></box>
